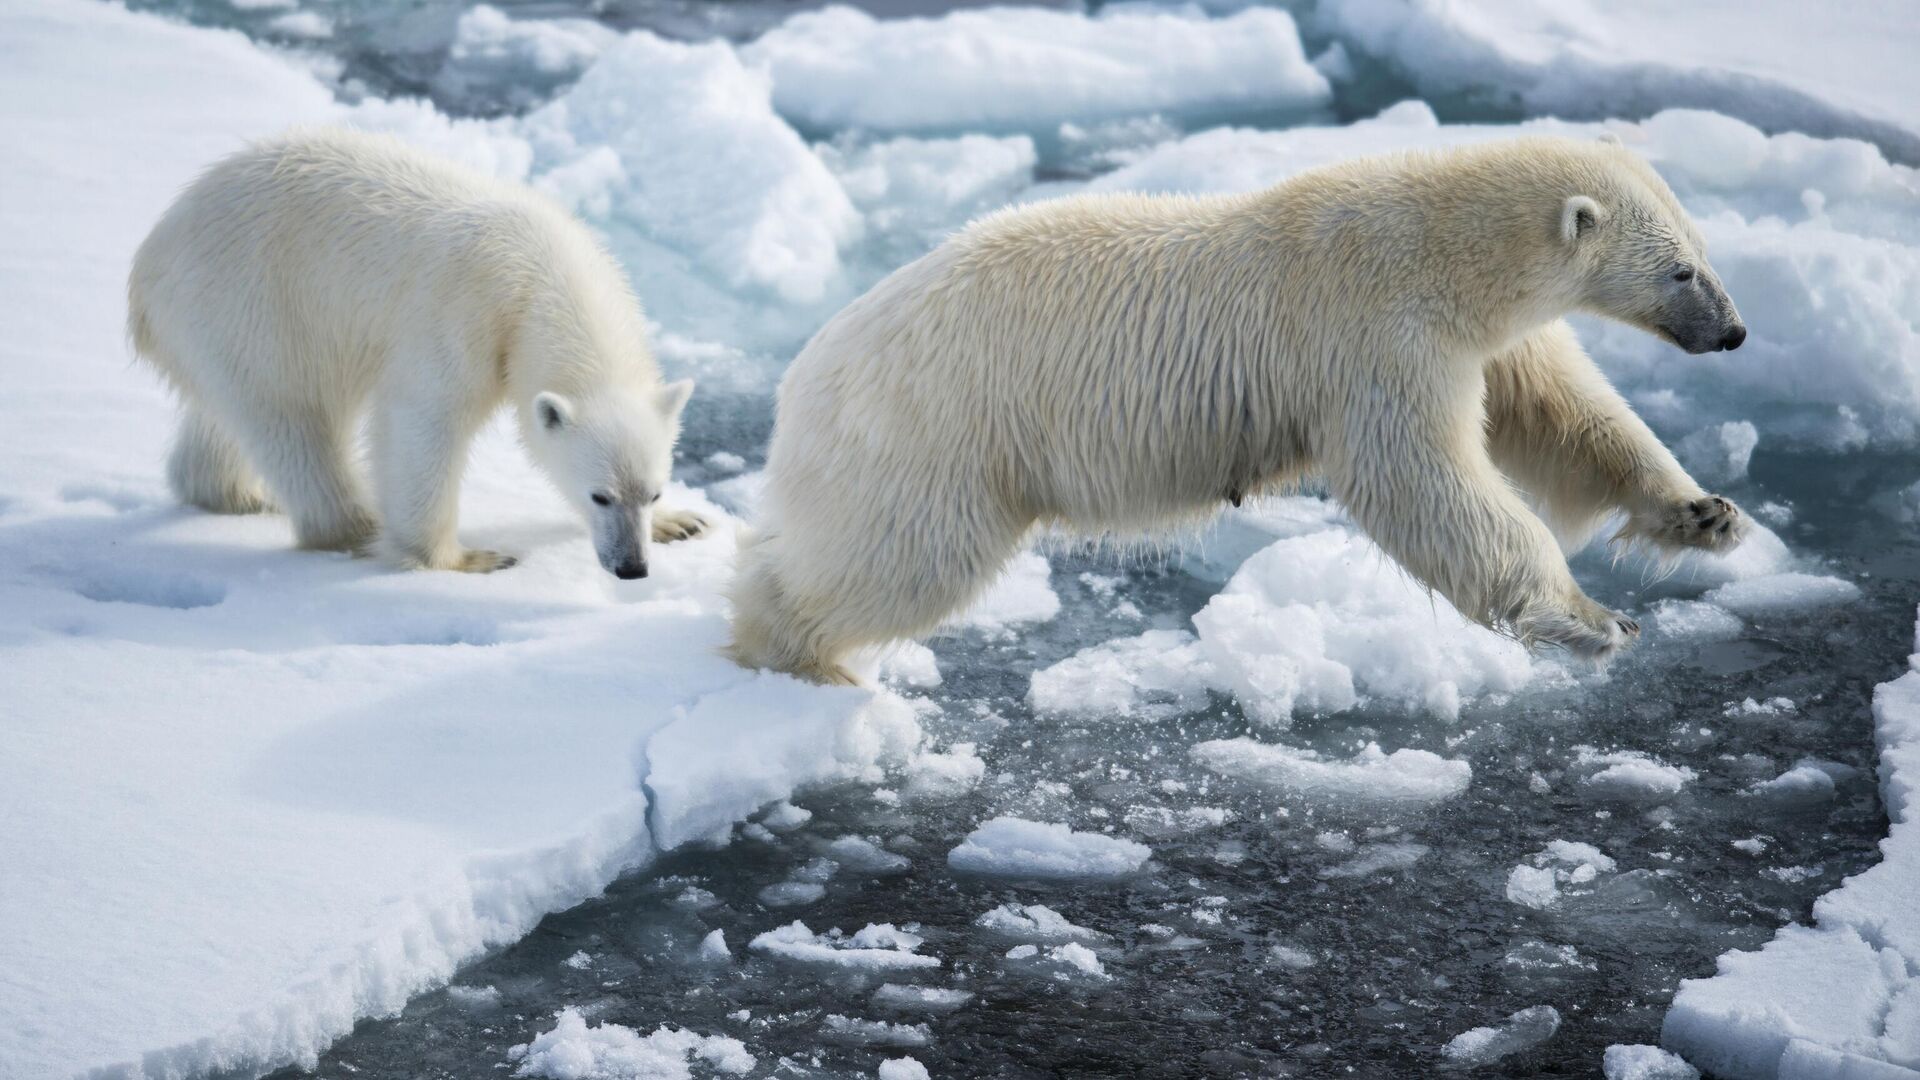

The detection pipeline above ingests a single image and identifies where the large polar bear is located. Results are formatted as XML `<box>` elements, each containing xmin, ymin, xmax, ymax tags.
<box><xmin>730</xmin><ymin>136</ymin><xmax>1749</xmax><ymax>684</ymax></box>
<box><xmin>129</xmin><ymin>128</ymin><xmax>705</xmax><ymax>577</ymax></box>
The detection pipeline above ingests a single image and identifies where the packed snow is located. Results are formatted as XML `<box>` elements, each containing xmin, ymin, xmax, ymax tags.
<box><xmin>946</xmin><ymin>817</ymin><xmax>1151</xmax><ymax>880</ymax></box>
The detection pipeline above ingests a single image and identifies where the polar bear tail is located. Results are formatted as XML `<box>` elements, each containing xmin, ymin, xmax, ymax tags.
<box><xmin>725</xmin><ymin>530</ymin><xmax>858</xmax><ymax>686</ymax></box>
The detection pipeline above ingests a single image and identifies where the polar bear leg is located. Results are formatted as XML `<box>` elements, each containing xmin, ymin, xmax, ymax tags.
<box><xmin>367</xmin><ymin>360</ymin><xmax>509</xmax><ymax>574</ymax></box>
<box><xmin>1484</xmin><ymin>323</ymin><xmax>1746</xmax><ymax>554</ymax></box>
<box><xmin>167</xmin><ymin>405</ymin><xmax>272</xmax><ymax>515</ymax></box>
<box><xmin>1330</xmin><ymin>382</ymin><xmax>1637</xmax><ymax>661</ymax></box>
<box><xmin>217</xmin><ymin>393</ymin><xmax>376</xmax><ymax>553</ymax></box>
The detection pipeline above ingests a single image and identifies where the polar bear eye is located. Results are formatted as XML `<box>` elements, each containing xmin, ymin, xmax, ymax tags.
<box><xmin>650</xmin><ymin>493</ymin><xmax>662</xmax><ymax>505</ymax></box>
<box><xmin>591</xmin><ymin>492</ymin><xmax>613</xmax><ymax>507</ymax></box>
<box><xmin>1671</xmin><ymin>268</ymin><xmax>1695</xmax><ymax>283</ymax></box>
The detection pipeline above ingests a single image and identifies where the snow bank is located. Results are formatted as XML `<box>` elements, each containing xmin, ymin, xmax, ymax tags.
<box><xmin>1192</xmin><ymin>739</ymin><xmax>1471</xmax><ymax>806</ymax></box>
<box><xmin>1082</xmin><ymin>102</ymin><xmax>1920</xmax><ymax>447</ymax></box>
<box><xmin>1662</xmin><ymin>609</ymin><xmax>1920</xmax><ymax>1077</ymax></box>
<box><xmin>946</xmin><ymin>817</ymin><xmax>1151</xmax><ymax>880</ymax></box>
<box><xmin>0</xmin><ymin>6</ymin><xmax>921</xmax><ymax>1075</ymax></box>
<box><xmin>1308</xmin><ymin>0</ymin><xmax>1920</xmax><ymax>163</ymax></box>
<box><xmin>509</xmin><ymin>1008</ymin><xmax>753</xmax><ymax>1079</ymax></box>
<box><xmin>1032</xmin><ymin>527</ymin><xmax>1534</xmax><ymax>726</ymax></box>
<box><xmin>743</xmin><ymin>4</ymin><xmax>1330</xmax><ymax>135</ymax></box>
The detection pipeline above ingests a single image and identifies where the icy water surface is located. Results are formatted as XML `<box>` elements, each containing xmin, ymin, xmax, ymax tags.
<box><xmin>258</xmin><ymin>433</ymin><xmax>1912</xmax><ymax>1079</ymax></box>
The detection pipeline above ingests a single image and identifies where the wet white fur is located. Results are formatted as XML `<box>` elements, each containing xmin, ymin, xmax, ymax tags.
<box><xmin>129</xmin><ymin>128</ymin><xmax>700</xmax><ymax>574</ymax></box>
<box><xmin>730</xmin><ymin>136</ymin><xmax>1745</xmax><ymax>684</ymax></box>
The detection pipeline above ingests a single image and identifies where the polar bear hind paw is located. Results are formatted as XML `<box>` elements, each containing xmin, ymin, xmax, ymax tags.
<box><xmin>1520</xmin><ymin>601</ymin><xmax>1639</xmax><ymax>664</ymax></box>
<box><xmin>1632</xmin><ymin>494</ymin><xmax>1748</xmax><ymax>554</ymax></box>
<box><xmin>652</xmin><ymin>507</ymin><xmax>708</xmax><ymax>543</ymax></box>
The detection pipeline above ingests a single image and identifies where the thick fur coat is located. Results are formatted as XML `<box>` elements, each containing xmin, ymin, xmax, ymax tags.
<box><xmin>730</xmin><ymin>136</ymin><xmax>1749</xmax><ymax>684</ymax></box>
<box><xmin>129</xmin><ymin>128</ymin><xmax>703</xmax><ymax>576</ymax></box>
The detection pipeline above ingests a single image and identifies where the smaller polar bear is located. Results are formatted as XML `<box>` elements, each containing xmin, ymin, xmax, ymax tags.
<box><xmin>129</xmin><ymin>128</ymin><xmax>705</xmax><ymax>576</ymax></box>
<box><xmin>731</xmin><ymin>136</ymin><xmax>1749</xmax><ymax>684</ymax></box>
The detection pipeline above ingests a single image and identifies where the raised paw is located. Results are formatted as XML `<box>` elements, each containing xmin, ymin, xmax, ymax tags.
<box><xmin>652</xmin><ymin>507</ymin><xmax>709</xmax><ymax>544</ymax></box>
<box><xmin>1634</xmin><ymin>493</ymin><xmax>1749</xmax><ymax>554</ymax></box>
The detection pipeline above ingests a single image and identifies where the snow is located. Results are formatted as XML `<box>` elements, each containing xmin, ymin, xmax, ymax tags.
<box><xmin>742</xmin><ymin>4</ymin><xmax>1330</xmax><ymax>136</ymax></box>
<box><xmin>1192</xmin><ymin>739</ymin><xmax>1472</xmax><ymax>806</ymax></box>
<box><xmin>747</xmin><ymin>922</ymin><xmax>942</xmax><ymax>972</ymax></box>
<box><xmin>947</xmin><ymin>817</ymin><xmax>1151</xmax><ymax>880</ymax></box>
<box><xmin>1604</xmin><ymin>1044</ymin><xmax>1700</xmax><ymax>1080</ymax></box>
<box><xmin>1441</xmin><ymin>1005</ymin><xmax>1563</xmax><ymax>1066</ymax></box>
<box><xmin>435</xmin><ymin>5</ymin><xmax>617</xmax><ymax>113</ymax></box>
<box><xmin>878</xmin><ymin>1058</ymin><xmax>931</xmax><ymax>1080</ymax></box>
<box><xmin>509</xmin><ymin>1008</ymin><xmax>753</xmax><ymax>1079</ymax></box>
<box><xmin>1663</xmin><ymin>610</ymin><xmax>1920</xmax><ymax>1077</ymax></box>
<box><xmin>0</xmin><ymin>6</ymin><xmax>923</xmax><ymax>1075</ymax></box>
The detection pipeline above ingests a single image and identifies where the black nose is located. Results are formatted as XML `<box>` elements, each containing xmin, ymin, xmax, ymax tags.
<box><xmin>1720</xmin><ymin>325</ymin><xmax>1747</xmax><ymax>351</ymax></box>
<box><xmin>615</xmin><ymin>562</ymin><xmax>648</xmax><ymax>580</ymax></box>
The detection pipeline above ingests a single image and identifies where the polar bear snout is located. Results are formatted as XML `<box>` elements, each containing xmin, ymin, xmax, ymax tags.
<box><xmin>613</xmin><ymin>559</ymin><xmax>648</xmax><ymax>580</ymax></box>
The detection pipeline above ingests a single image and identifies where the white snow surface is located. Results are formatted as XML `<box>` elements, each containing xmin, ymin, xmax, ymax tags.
<box><xmin>1662</xmin><ymin>610</ymin><xmax>1920</xmax><ymax>1078</ymax></box>
<box><xmin>0</xmin><ymin>4</ymin><xmax>920</xmax><ymax>1076</ymax></box>
<box><xmin>946</xmin><ymin>817</ymin><xmax>1151</xmax><ymax>880</ymax></box>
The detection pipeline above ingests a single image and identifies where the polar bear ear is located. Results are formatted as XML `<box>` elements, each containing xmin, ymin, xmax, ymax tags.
<box><xmin>534</xmin><ymin>392</ymin><xmax>574</xmax><ymax>431</ymax></box>
<box><xmin>1561</xmin><ymin>195</ymin><xmax>1606</xmax><ymax>245</ymax></box>
<box><xmin>657</xmin><ymin>379</ymin><xmax>694</xmax><ymax>421</ymax></box>
<box><xmin>1596</xmin><ymin>131</ymin><xmax>1624</xmax><ymax>147</ymax></box>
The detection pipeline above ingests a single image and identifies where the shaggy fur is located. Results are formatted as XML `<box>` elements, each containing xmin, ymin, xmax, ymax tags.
<box><xmin>730</xmin><ymin>136</ymin><xmax>1749</xmax><ymax>684</ymax></box>
<box><xmin>129</xmin><ymin>128</ymin><xmax>704</xmax><ymax>576</ymax></box>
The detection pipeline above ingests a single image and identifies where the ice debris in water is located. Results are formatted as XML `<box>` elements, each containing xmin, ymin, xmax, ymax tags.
<box><xmin>946</xmin><ymin>817</ymin><xmax>1150</xmax><ymax>880</ymax></box>
<box><xmin>1646</xmin><ymin>600</ymin><xmax>1744</xmax><ymax>643</ymax></box>
<box><xmin>1575</xmin><ymin>748</ymin><xmax>1698</xmax><ymax>802</ymax></box>
<box><xmin>974</xmin><ymin>903</ymin><xmax>1109</xmax><ymax>944</ymax></box>
<box><xmin>1005</xmin><ymin>942</ymin><xmax>1109</xmax><ymax>979</ymax></box>
<box><xmin>1192</xmin><ymin>739</ymin><xmax>1471</xmax><ymax>805</ymax></box>
<box><xmin>747</xmin><ymin>922</ymin><xmax>940</xmax><ymax>971</ymax></box>
<box><xmin>871</xmin><ymin>984</ymin><xmax>974</xmax><ymax>1013</ymax></box>
<box><xmin>445</xmin><ymin>984</ymin><xmax>500</xmax><ymax>1009</ymax></box>
<box><xmin>903</xmin><ymin>742</ymin><xmax>985</xmax><ymax>800</ymax></box>
<box><xmin>877</xmin><ymin>1058</ymin><xmax>930</xmax><ymax>1080</ymax></box>
<box><xmin>1703</xmin><ymin>573</ymin><xmax>1862</xmax><ymax>616</ymax></box>
<box><xmin>822</xmin><ymin>1015</ymin><xmax>931</xmax><ymax>1048</ymax></box>
<box><xmin>1267</xmin><ymin>944</ymin><xmax>1317</xmax><ymax>971</ymax></box>
<box><xmin>757</xmin><ymin>882</ymin><xmax>826</xmax><ymax>908</ymax></box>
<box><xmin>1506</xmin><ymin>841</ymin><xmax>1619</xmax><ymax>909</ymax></box>
<box><xmin>1321</xmin><ymin>842</ymin><xmax>1430</xmax><ymax>879</ymax></box>
<box><xmin>1745</xmin><ymin>763</ymin><xmax>1837</xmax><ymax>804</ymax></box>
<box><xmin>1603</xmin><ymin>1044</ymin><xmax>1700</xmax><ymax>1080</ymax></box>
<box><xmin>698</xmin><ymin>930</ymin><xmax>729</xmax><ymax>962</ymax></box>
<box><xmin>509</xmin><ymin>1008</ymin><xmax>753</xmax><ymax>1079</ymax></box>
<box><xmin>1440</xmin><ymin>1005</ymin><xmax>1562</xmax><ymax>1067</ymax></box>
<box><xmin>823</xmin><ymin>836</ymin><xmax>911</xmax><ymax>874</ymax></box>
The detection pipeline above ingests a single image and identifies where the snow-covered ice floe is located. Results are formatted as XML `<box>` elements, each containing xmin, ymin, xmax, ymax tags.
<box><xmin>508</xmin><ymin>1007</ymin><xmax>754</xmax><ymax>1079</ymax></box>
<box><xmin>1192</xmin><ymin>738</ymin><xmax>1472</xmax><ymax>807</ymax></box>
<box><xmin>946</xmin><ymin>817</ymin><xmax>1151</xmax><ymax>881</ymax></box>
<box><xmin>1661</xmin><ymin>608</ymin><xmax>1920</xmax><ymax>1078</ymax></box>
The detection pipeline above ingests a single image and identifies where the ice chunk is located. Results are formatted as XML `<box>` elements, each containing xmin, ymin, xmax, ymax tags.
<box><xmin>1647</xmin><ymin>600</ymin><xmax>1745</xmax><ymax>643</ymax></box>
<box><xmin>974</xmin><ymin>903</ymin><xmax>1109</xmax><ymax>945</ymax></box>
<box><xmin>446</xmin><ymin>984</ymin><xmax>501</xmax><ymax>1009</ymax></box>
<box><xmin>947</xmin><ymin>817</ymin><xmax>1150</xmax><ymax>880</ymax></box>
<box><xmin>1575</xmin><ymin>748</ymin><xmax>1698</xmax><ymax>802</ymax></box>
<box><xmin>757</xmin><ymin>882</ymin><xmax>825</xmax><ymax>908</ymax></box>
<box><xmin>1193</xmin><ymin>738</ymin><xmax>1472</xmax><ymax>806</ymax></box>
<box><xmin>562</xmin><ymin>951</ymin><xmax>593</xmax><ymax>970</ymax></box>
<box><xmin>1441</xmin><ymin>1005</ymin><xmax>1562</xmax><ymax>1067</ymax></box>
<box><xmin>744</xmin><ymin>5</ymin><xmax>1330</xmax><ymax>135</ymax></box>
<box><xmin>872</xmin><ymin>984</ymin><xmax>974</xmax><ymax>1013</ymax></box>
<box><xmin>1677</xmin><ymin>421</ymin><xmax>1760</xmax><ymax>484</ymax></box>
<box><xmin>1704</xmin><ymin>573</ymin><xmax>1863</xmax><ymax>616</ymax></box>
<box><xmin>1045</xmin><ymin>942</ymin><xmax>1107</xmax><ymax>979</ymax></box>
<box><xmin>1747</xmin><ymin>764</ymin><xmax>1838</xmax><ymax>804</ymax></box>
<box><xmin>1029</xmin><ymin>629</ymin><xmax>1214</xmax><ymax>720</ymax></box>
<box><xmin>945</xmin><ymin>550</ymin><xmax>1059</xmax><ymax>633</ymax></box>
<box><xmin>879</xmin><ymin>642</ymin><xmax>942</xmax><ymax>689</ymax></box>
<box><xmin>1268</xmin><ymin>944</ymin><xmax>1318</xmax><ymax>971</ymax></box>
<box><xmin>1603</xmin><ymin>1044</ymin><xmax>1699</xmax><ymax>1080</ymax></box>
<box><xmin>433</xmin><ymin>6</ymin><xmax>616</xmax><ymax>113</ymax></box>
<box><xmin>878</xmin><ymin>1058</ymin><xmax>931</xmax><ymax>1080</ymax></box>
<box><xmin>699</xmin><ymin>930</ymin><xmax>730</xmax><ymax>962</ymax></box>
<box><xmin>823</xmin><ymin>1015</ymin><xmax>931</xmax><ymax>1048</ymax></box>
<box><xmin>1322</xmin><ymin>842</ymin><xmax>1429</xmax><ymax>879</ymax></box>
<box><xmin>823</xmin><ymin>836</ymin><xmax>911</xmax><ymax>874</ymax></box>
<box><xmin>747</xmin><ymin>922</ymin><xmax>940</xmax><ymax>972</ymax></box>
<box><xmin>903</xmin><ymin>742</ymin><xmax>986</xmax><ymax>800</ymax></box>
<box><xmin>1506</xmin><ymin>841</ymin><xmax>1619</xmax><ymax>909</ymax></box>
<box><xmin>510</xmin><ymin>1008</ymin><xmax>753</xmax><ymax>1078</ymax></box>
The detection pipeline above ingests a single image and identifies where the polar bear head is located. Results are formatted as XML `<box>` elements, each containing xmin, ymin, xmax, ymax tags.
<box><xmin>529</xmin><ymin>380</ymin><xmax>693</xmax><ymax>579</ymax></box>
<box><xmin>1555</xmin><ymin>142</ymin><xmax>1746</xmax><ymax>354</ymax></box>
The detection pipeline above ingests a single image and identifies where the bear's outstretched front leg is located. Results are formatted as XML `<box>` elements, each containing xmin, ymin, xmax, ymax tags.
<box><xmin>369</xmin><ymin>364</ymin><xmax>514</xmax><ymax>574</ymax></box>
<box><xmin>1329</xmin><ymin>381</ymin><xmax>1637</xmax><ymax>660</ymax></box>
<box><xmin>1484</xmin><ymin>321</ymin><xmax>1746</xmax><ymax>555</ymax></box>
<box><xmin>651</xmin><ymin>506</ymin><xmax>708</xmax><ymax>543</ymax></box>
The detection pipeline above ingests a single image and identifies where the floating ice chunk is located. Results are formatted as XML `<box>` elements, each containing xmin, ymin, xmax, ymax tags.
<box><xmin>1506</xmin><ymin>841</ymin><xmax>1619</xmax><ymax>909</ymax></box>
<box><xmin>562</xmin><ymin>951</ymin><xmax>592</xmax><ymax>970</ymax></box>
<box><xmin>759</xmin><ymin>800</ymin><xmax>812</xmax><ymax>833</ymax></box>
<box><xmin>1576</xmin><ymin>748</ymin><xmax>1698</xmax><ymax>802</ymax></box>
<box><xmin>1322</xmin><ymin>842</ymin><xmax>1429</xmax><ymax>879</ymax></box>
<box><xmin>1193</xmin><ymin>739</ymin><xmax>1472</xmax><ymax>806</ymax></box>
<box><xmin>434</xmin><ymin>6</ymin><xmax>616</xmax><ymax>113</ymax></box>
<box><xmin>510</xmin><ymin>1008</ymin><xmax>753</xmax><ymax>1078</ymax></box>
<box><xmin>527</xmin><ymin>32</ymin><xmax>860</xmax><ymax>304</ymax></box>
<box><xmin>1647</xmin><ymin>600</ymin><xmax>1745</xmax><ymax>643</ymax></box>
<box><xmin>903</xmin><ymin>743</ymin><xmax>985</xmax><ymax>800</ymax></box>
<box><xmin>747</xmin><ymin>922</ymin><xmax>940</xmax><ymax>971</ymax></box>
<box><xmin>1506</xmin><ymin>866</ymin><xmax>1562</xmax><ymax>910</ymax></box>
<box><xmin>1504</xmin><ymin>941</ymin><xmax>1595</xmax><ymax>972</ymax></box>
<box><xmin>744</xmin><ymin>5</ymin><xmax>1330</xmax><ymax>135</ymax></box>
<box><xmin>1181</xmin><ymin>496</ymin><xmax>1352</xmax><ymax>583</ymax></box>
<box><xmin>878</xmin><ymin>1058</ymin><xmax>931</xmax><ymax>1080</ymax></box>
<box><xmin>879</xmin><ymin>643</ymin><xmax>942</xmax><ymax>689</ymax></box>
<box><xmin>1267</xmin><ymin>944</ymin><xmax>1317</xmax><ymax>971</ymax></box>
<box><xmin>823</xmin><ymin>836</ymin><xmax>911</xmax><ymax>875</ymax></box>
<box><xmin>947</xmin><ymin>817</ymin><xmax>1150</xmax><ymax>881</ymax></box>
<box><xmin>974</xmin><ymin>903</ymin><xmax>1108</xmax><ymax>945</ymax></box>
<box><xmin>872</xmin><ymin>984</ymin><xmax>974</xmax><ymax>1013</ymax></box>
<box><xmin>1677</xmin><ymin>421</ymin><xmax>1760</xmax><ymax>484</ymax></box>
<box><xmin>1603</xmin><ymin>1044</ymin><xmax>1700</xmax><ymax>1080</ymax></box>
<box><xmin>1441</xmin><ymin>1005</ymin><xmax>1562</xmax><ymax>1067</ymax></box>
<box><xmin>446</xmin><ymin>984</ymin><xmax>501</xmax><ymax>1009</ymax></box>
<box><xmin>1747</xmin><ymin>764</ymin><xmax>1838</xmax><ymax>804</ymax></box>
<box><xmin>265</xmin><ymin>10</ymin><xmax>331</xmax><ymax>40</ymax></box>
<box><xmin>704</xmin><ymin>451</ymin><xmax>746</xmax><ymax>474</ymax></box>
<box><xmin>1029</xmin><ymin>629</ymin><xmax>1214</xmax><ymax>720</ymax></box>
<box><xmin>1725</xmin><ymin>696</ymin><xmax>1797</xmax><ymax>718</ymax></box>
<box><xmin>946</xmin><ymin>550</ymin><xmax>1059</xmax><ymax>633</ymax></box>
<box><xmin>823</xmin><ymin>1014</ymin><xmax>931</xmax><ymax>1048</ymax></box>
<box><xmin>1704</xmin><ymin>573</ymin><xmax>1863</xmax><ymax>616</ymax></box>
<box><xmin>821</xmin><ymin>133</ymin><xmax>1037</xmax><ymax>263</ymax></box>
<box><xmin>1045</xmin><ymin>942</ymin><xmax>1107</xmax><ymax>979</ymax></box>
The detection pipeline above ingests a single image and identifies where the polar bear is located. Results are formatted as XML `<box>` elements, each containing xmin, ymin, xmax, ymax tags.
<box><xmin>729</xmin><ymin>136</ymin><xmax>1748</xmax><ymax>684</ymax></box>
<box><xmin>128</xmin><ymin>128</ymin><xmax>706</xmax><ymax>576</ymax></box>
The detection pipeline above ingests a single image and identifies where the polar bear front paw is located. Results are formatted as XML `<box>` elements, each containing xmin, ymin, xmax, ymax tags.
<box><xmin>452</xmin><ymin>549</ymin><xmax>517</xmax><ymax>574</ymax></box>
<box><xmin>1633</xmin><ymin>494</ymin><xmax>1748</xmax><ymax>554</ymax></box>
<box><xmin>1519</xmin><ymin>599</ymin><xmax>1640</xmax><ymax>664</ymax></box>
<box><xmin>652</xmin><ymin>507</ymin><xmax>709</xmax><ymax>543</ymax></box>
